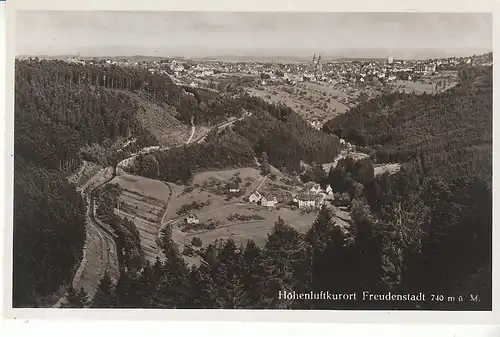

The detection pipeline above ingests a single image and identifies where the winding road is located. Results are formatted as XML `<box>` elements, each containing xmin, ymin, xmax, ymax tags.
<box><xmin>186</xmin><ymin>116</ymin><xmax>196</xmax><ymax>144</ymax></box>
<box><xmin>54</xmin><ymin>110</ymin><xmax>253</xmax><ymax>306</ymax></box>
<box><xmin>196</xmin><ymin>111</ymin><xmax>251</xmax><ymax>144</ymax></box>
<box><xmin>53</xmin><ymin>167</ymin><xmax>119</xmax><ymax>307</ymax></box>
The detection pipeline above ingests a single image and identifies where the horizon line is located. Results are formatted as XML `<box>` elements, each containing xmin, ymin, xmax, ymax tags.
<box><xmin>15</xmin><ymin>51</ymin><xmax>492</xmax><ymax>62</ymax></box>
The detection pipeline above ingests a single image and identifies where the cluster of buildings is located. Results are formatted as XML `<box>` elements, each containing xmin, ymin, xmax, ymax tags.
<box><xmin>245</xmin><ymin>182</ymin><xmax>335</xmax><ymax>211</ymax></box>
<box><xmin>291</xmin><ymin>183</ymin><xmax>334</xmax><ymax>210</ymax></box>
<box><xmin>248</xmin><ymin>191</ymin><xmax>278</xmax><ymax>208</ymax></box>
<box><xmin>63</xmin><ymin>52</ymin><xmax>492</xmax><ymax>91</ymax></box>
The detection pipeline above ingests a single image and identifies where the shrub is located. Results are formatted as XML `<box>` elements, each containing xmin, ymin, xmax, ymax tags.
<box><xmin>191</xmin><ymin>237</ymin><xmax>203</xmax><ymax>247</ymax></box>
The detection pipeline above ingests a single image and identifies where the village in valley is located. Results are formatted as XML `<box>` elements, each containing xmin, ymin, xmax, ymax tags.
<box><xmin>109</xmin><ymin>139</ymin><xmax>371</xmax><ymax>267</ymax></box>
<box><xmin>14</xmin><ymin>10</ymin><xmax>492</xmax><ymax>311</ymax></box>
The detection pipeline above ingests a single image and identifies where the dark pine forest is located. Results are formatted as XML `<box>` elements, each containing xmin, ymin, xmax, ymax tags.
<box><xmin>13</xmin><ymin>59</ymin><xmax>492</xmax><ymax>310</ymax></box>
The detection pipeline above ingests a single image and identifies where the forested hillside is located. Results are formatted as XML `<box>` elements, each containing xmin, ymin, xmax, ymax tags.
<box><xmin>14</xmin><ymin>59</ymin><xmax>160</xmax><ymax>306</ymax></box>
<box><xmin>322</xmin><ymin>66</ymin><xmax>492</xmax><ymax>182</ymax></box>
<box><xmin>14</xmin><ymin>58</ymin><xmax>492</xmax><ymax>310</ymax></box>
<box><xmin>13</xmin><ymin>159</ymin><xmax>86</xmax><ymax>307</ymax></box>
<box><xmin>14</xmin><ymin>59</ymin><xmax>341</xmax><ymax>306</ymax></box>
<box><xmin>133</xmin><ymin>96</ymin><xmax>342</xmax><ymax>182</ymax></box>
<box><xmin>131</xmin><ymin>130</ymin><xmax>256</xmax><ymax>183</ymax></box>
<box><xmin>99</xmin><ymin>66</ymin><xmax>492</xmax><ymax>310</ymax></box>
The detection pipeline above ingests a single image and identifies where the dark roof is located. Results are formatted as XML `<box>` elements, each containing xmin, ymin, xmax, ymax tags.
<box><xmin>227</xmin><ymin>182</ymin><xmax>240</xmax><ymax>189</ymax></box>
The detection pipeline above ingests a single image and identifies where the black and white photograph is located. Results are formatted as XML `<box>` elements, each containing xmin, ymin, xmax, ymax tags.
<box><xmin>9</xmin><ymin>9</ymin><xmax>493</xmax><ymax>313</ymax></box>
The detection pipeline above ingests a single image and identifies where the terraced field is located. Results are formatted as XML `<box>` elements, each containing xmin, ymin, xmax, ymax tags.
<box><xmin>114</xmin><ymin>188</ymin><xmax>168</xmax><ymax>263</ymax></box>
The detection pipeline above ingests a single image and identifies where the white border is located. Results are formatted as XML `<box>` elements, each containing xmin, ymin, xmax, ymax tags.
<box><xmin>2</xmin><ymin>0</ymin><xmax>499</xmax><ymax>326</ymax></box>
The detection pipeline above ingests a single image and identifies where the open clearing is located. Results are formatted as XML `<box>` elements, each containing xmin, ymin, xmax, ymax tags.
<box><xmin>374</xmin><ymin>163</ymin><xmax>402</xmax><ymax>176</ymax></box>
<box><xmin>162</xmin><ymin>166</ymin><xmax>353</xmax><ymax>265</ymax></box>
<box><xmin>172</xmin><ymin>203</ymin><xmax>319</xmax><ymax>248</ymax></box>
<box><xmin>172</xmin><ymin>202</ymin><xmax>351</xmax><ymax>250</ymax></box>
<box><xmin>166</xmin><ymin>167</ymin><xmax>267</xmax><ymax>218</ymax></box>
<box><xmin>166</xmin><ymin>166</ymin><xmax>307</xmax><ymax>248</ymax></box>
<box><xmin>120</xmin><ymin>91</ymin><xmax>190</xmax><ymax>147</ymax></box>
<box><xmin>192</xmin><ymin>167</ymin><xmax>262</xmax><ymax>186</ymax></box>
<box><xmin>258</xmin><ymin>175</ymin><xmax>303</xmax><ymax>202</ymax></box>
<box><xmin>110</xmin><ymin>173</ymin><xmax>172</xmax><ymax>203</ymax></box>
<box><xmin>247</xmin><ymin>83</ymin><xmax>348</xmax><ymax>124</ymax></box>
<box><xmin>68</xmin><ymin>167</ymin><xmax>120</xmax><ymax>302</ymax></box>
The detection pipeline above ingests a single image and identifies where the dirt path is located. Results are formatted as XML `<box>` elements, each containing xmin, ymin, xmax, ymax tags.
<box><xmin>186</xmin><ymin>117</ymin><xmax>196</xmax><ymax>144</ymax></box>
<box><xmin>186</xmin><ymin>125</ymin><xmax>196</xmax><ymax>144</ymax></box>
<box><xmin>256</xmin><ymin>174</ymin><xmax>269</xmax><ymax>192</ymax></box>
<box><xmin>115</xmin><ymin>113</ymin><xmax>252</xmax><ymax>260</ymax></box>
<box><xmin>196</xmin><ymin>111</ymin><xmax>251</xmax><ymax>144</ymax></box>
<box><xmin>53</xmin><ymin>168</ymin><xmax>119</xmax><ymax>307</ymax></box>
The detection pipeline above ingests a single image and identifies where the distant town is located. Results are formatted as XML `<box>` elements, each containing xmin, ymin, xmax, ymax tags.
<box><xmin>61</xmin><ymin>52</ymin><xmax>493</xmax><ymax>86</ymax></box>
<box><xmin>28</xmin><ymin>51</ymin><xmax>486</xmax><ymax>130</ymax></box>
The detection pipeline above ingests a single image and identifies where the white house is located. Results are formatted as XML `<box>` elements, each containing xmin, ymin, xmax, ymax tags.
<box><xmin>185</xmin><ymin>214</ymin><xmax>199</xmax><ymax>225</ymax></box>
<box><xmin>325</xmin><ymin>185</ymin><xmax>333</xmax><ymax>195</ymax></box>
<box><xmin>249</xmin><ymin>191</ymin><xmax>262</xmax><ymax>203</ymax></box>
<box><xmin>261</xmin><ymin>196</ymin><xmax>278</xmax><ymax>208</ymax></box>
<box><xmin>295</xmin><ymin>191</ymin><xmax>326</xmax><ymax>209</ymax></box>
<box><xmin>310</xmin><ymin>184</ymin><xmax>322</xmax><ymax>195</ymax></box>
<box><xmin>298</xmin><ymin>198</ymin><xmax>316</xmax><ymax>209</ymax></box>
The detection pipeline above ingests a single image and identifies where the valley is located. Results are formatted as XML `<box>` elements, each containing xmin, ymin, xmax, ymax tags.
<box><xmin>14</xmin><ymin>51</ymin><xmax>492</xmax><ymax>310</ymax></box>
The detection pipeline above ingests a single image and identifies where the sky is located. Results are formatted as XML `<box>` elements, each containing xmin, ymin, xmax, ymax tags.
<box><xmin>15</xmin><ymin>11</ymin><xmax>493</xmax><ymax>59</ymax></box>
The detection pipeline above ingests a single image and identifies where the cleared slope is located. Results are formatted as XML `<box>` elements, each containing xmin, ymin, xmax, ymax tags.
<box><xmin>120</xmin><ymin>91</ymin><xmax>191</xmax><ymax>147</ymax></box>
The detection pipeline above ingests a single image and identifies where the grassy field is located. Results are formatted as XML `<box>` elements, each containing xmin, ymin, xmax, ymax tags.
<box><xmin>390</xmin><ymin>71</ymin><xmax>458</xmax><ymax>94</ymax></box>
<box><xmin>172</xmin><ymin>203</ymin><xmax>319</xmax><ymax>248</ymax></box>
<box><xmin>173</xmin><ymin>203</ymin><xmax>351</xmax><ymax>250</ymax></box>
<box><xmin>258</xmin><ymin>174</ymin><xmax>303</xmax><ymax>203</ymax></box>
<box><xmin>110</xmin><ymin>174</ymin><xmax>172</xmax><ymax>203</ymax></box>
<box><xmin>167</xmin><ymin>166</ymin><xmax>319</xmax><ymax>249</ymax></box>
<box><xmin>119</xmin><ymin>191</ymin><xmax>164</xmax><ymax>223</ymax></box>
<box><xmin>192</xmin><ymin>167</ymin><xmax>262</xmax><ymax>187</ymax></box>
<box><xmin>247</xmin><ymin>83</ymin><xmax>349</xmax><ymax>124</ymax></box>
<box><xmin>160</xmin><ymin>166</ymin><xmax>354</xmax><ymax>267</ymax></box>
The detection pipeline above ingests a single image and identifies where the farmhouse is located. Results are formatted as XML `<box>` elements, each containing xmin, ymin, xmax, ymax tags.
<box><xmin>293</xmin><ymin>193</ymin><xmax>314</xmax><ymax>209</ymax></box>
<box><xmin>185</xmin><ymin>214</ymin><xmax>200</xmax><ymax>225</ymax></box>
<box><xmin>297</xmin><ymin>194</ymin><xmax>316</xmax><ymax>209</ymax></box>
<box><xmin>294</xmin><ymin>192</ymin><xmax>326</xmax><ymax>210</ymax></box>
<box><xmin>249</xmin><ymin>191</ymin><xmax>262</xmax><ymax>203</ymax></box>
<box><xmin>310</xmin><ymin>184</ymin><xmax>322</xmax><ymax>195</ymax></box>
<box><xmin>325</xmin><ymin>184</ymin><xmax>333</xmax><ymax>195</ymax></box>
<box><xmin>228</xmin><ymin>182</ymin><xmax>241</xmax><ymax>193</ymax></box>
<box><xmin>260</xmin><ymin>195</ymin><xmax>278</xmax><ymax>208</ymax></box>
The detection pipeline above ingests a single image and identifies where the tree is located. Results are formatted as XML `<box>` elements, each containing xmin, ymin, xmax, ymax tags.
<box><xmin>240</xmin><ymin>240</ymin><xmax>265</xmax><ymax>305</ymax></box>
<box><xmin>91</xmin><ymin>272</ymin><xmax>115</xmax><ymax>308</ymax></box>
<box><xmin>191</xmin><ymin>237</ymin><xmax>203</xmax><ymax>247</ymax></box>
<box><xmin>260</xmin><ymin>217</ymin><xmax>308</xmax><ymax>309</ymax></box>
<box><xmin>260</xmin><ymin>151</ymin><xmax>270</xmax><ymax>175</ymax></box>
<box><xmin>350</xmin><ymin>200</ymin><xmax>384</xmax><ymax>293</ymax></box>
<box><xmin>77</xmin><ymin>287</ymin><xmax>90</xmax><ymax>308</ymax></box>
<box><xmin>64</xmin><ymin>285</ymin><xmax>82</xmax><ymax>308</ymax></box>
